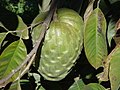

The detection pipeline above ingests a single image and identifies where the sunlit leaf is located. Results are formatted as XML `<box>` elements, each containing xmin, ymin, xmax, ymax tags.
<box><xmin>9</xmin><ymin>79</ymin><xmax>21</xmax><ymax>90</ymax></box>
<box><xmin>0</xmin><ymin>32</ymin><xmax>8</xmax><ymax>47</ymax></box>
<box><xmin>84</xmin><ymin>1</ymin><xmax>94</xmax><ymax>23</ymax></box>
<box><xmin>16</xmin><ymin>16</ymin><xmax>29</xmax><ymax>39</ymax></box>
<box><xmin>31</xmin><ymin>12</ymin><xmax>47</xmax><ymax>46</ymax></box>
<box><xmin>38</xmin><ymin>86</ymin><xmax>45</xmax><ymax>90</ymax></box>
<box><xmin>83</xmin><ymin>83</ymin><xmax>105</xmax><ymax>90</ymax></box>
<box><xmin>69</xmin><ymin>79</ymin><xmax>85</xmax><ymax>90</ymax></box>
<box><xmin>84</xmin><ymin>8</ymin><xmax>107</xmax><ymax>69</ymax></box>
<box><xmin>41</xmin><ymin>0</ymin><xmax>51</xmax><ymax>12</ymax></box>
<box><xmin>109</xmin><ymin>44</ymin><xmax>120</xmax><ymax>90</ymax></box>
<box><xmin>0</xmin><ymin>39</ymin><xmax>27</xmax><ymax>83</ymax></box>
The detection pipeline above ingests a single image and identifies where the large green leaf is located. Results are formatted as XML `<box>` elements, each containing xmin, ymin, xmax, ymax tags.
<box><xmin>68</xmin><ymin>79</ymin><xmax>85</xmax><ymax>90</ymax></box>
<box><xmin>109</xmin><ymin>44</ymin><xmax>120</xmax><ymax>90</ymax></box>
<box><xmin>0</xmin><ymin>39</ymin><xmax>27</xmax><ymax>82</ymax></box>
<box><xmin>83</xmin><ymin>83</ymin><xmax>105</xmax><ymax>90</ymax></box>
<box><xmin>16</xmin><ymin>16</ymin><xmax>29</xmax><ymax>39</ymax></box>
<box><xmin>84</xmin><ymin>8</ymin><xmax>107</xmax><ymax>69</ymax></box>
<box><xmin>107</xmin><ymin>19</ymin><xmax>116</xmax><ymax>47</ymax></box>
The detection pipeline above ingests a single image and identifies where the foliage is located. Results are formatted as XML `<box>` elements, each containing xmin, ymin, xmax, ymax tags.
<box><xmin>0</xmin><ymin>0</ymin><xmax>120</xmax><ymax>90</ymax></box>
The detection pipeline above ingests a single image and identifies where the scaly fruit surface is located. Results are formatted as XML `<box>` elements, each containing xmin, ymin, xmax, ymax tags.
<box><xmin>38</xmin><ymin>8</ymin><xmax>83</xmax><ymax>81</ymax></box>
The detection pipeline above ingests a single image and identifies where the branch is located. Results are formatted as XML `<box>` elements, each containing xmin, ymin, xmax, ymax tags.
<box><xmin>0</xmin><ymin>0</ymin><xmax>57</xmax><ymax>87</ymax></box>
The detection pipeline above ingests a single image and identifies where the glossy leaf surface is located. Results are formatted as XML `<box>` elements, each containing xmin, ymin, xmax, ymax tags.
<box><xmin>109</xmin><ymin>44</ymin><xmax>120</xmax><ymax>90</ymax></box>
<box><xmin>84</xmin><ymin>8</ymin><xmax>107</xmax><ymax>69</ymax></box>
<box><xmin>0</xmin><ymin>39</ymin><xmax>27</xmax><ymax>82</ymax></box>
<box><xmin>83</xmin><ymin>83</ymin><xmax>105</xmax><ymax>90</ymax></box>
<box><xmin>69</xmin><ymin>79</ymin><xmax>85</xmax><ymax>90</ymax></box>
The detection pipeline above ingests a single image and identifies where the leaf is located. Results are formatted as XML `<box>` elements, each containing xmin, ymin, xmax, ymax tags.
<box><xmin>0</xmin><ymin>39</ymin><xmax>27</xmax><ymax>83</ymax></box>
<box><xmin>84</xmin><ymin>8</ymin><xmax>107</xmax><ymax>69</ymax></box>
<box><xmin>113</xmin><ymin>19</ymin><xmax>120</xmax><ymax>44</ymax></box>
<box><xmin>20</xmin><ymin>79</ymin><xmax>32</xmax><ymax>90</ymax></box>
<box><xmin>69</xmin><ymin>78</ymin><xmax>85</xmax><ymax>90</ymax></box>
<box><xmin>0</xmin><ymin>22</ymin><xmax>9</xmax><ymax>31</ymax></box>
<box><xmin>31</xmin><ymin>12</ymin><xmax>47</xmax><ymax>46</ymax></box>
<box><xmin>0</xmin><ymin>32</ymin><xmax>8</xmax><ymax>47</ymax></box>
<box><xmin>84</xmin><ymin>1</ymin><xmax>94</xmax><ymax>23</ymax></box>
<box><xmin>16</xmin><ymin>16</ymin><xmax>29</xmax><ymax>39</ymax></box>
<box><xmin>109</xmin><ymin>44</ymin><xmax>120</xmax><ymax>90</ymax></box>
<box><xmin>9</xmin><ymin>79</ymin><xmax>21</xmax><ymax>90</ymax></box>
<box><xmin>41</xmin><ymin>0</ymin><xmax>51</xmax><ymax>12</ymax></box>
<box><xmin>38</xmin><ymin>86</ymin><xmax>45</xmax><ymax>90</ymax></box>
<box><xmin>83</xmin><ymin>83</ymin><xmax>105</xmax><ymax>90</ymax></box>
<box><xmin>109</xmin><ymin>0</ymin><xmax>120</xmax><ymax>4</ymax></box>
<box><xmin>107</xmin><ymin>19</ymin><xmax>116</xmax><ymax>47</ymax></box>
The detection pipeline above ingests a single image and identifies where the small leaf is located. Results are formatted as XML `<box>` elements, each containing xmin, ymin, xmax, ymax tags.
<box><xmin>113</xmin><ymin>19</ymin><xmax>120</xmax><ymax>44</ymax></box>
<box><xmin>31</xmin><ymin>12</ymin><xmax>47</xmax><ymax>46</ymax></box>
<box><xmin>69</xmin><ymin>79</ymin><xmax>85</xmax><ymax>90</ymax></box>
<box><xmin>109</xmin><ymin>44</ymin><xmax>120</xmax><ymax>90</ymax></box>
<box><xmin>0</xmin><ymin>22</ymin><xmax>9</xmax><ymax>31</ymax></box>
<box><xmin>84</xmin><ymin>1</ymin><xmax>94</xmax><ymax>23</ymax></box>
<box><xmin>83</xmin><ymin>83</ymin><xmax>105</xmax><ymax>90</ymax></box>
<box><xmin>38</xmin><ymin>86</ymin><xmax>45</xmax><ymax>90</ymax></box>
<box><xmin>0</xmin><ymin>32</ymin><xmax>8</xmax><ymax>47</ymax></box>
<box><xmin>0</xmin><ymin>39</ymin><xmax>27</xmax><ymax>82</ymax></box>
<box><xmin>9</xmin><ymin>79</ymin><xmax>21</xmax><ymax>90</ymax></box>
<box><xmin>84</xmin><ymin>8</ymin><xmax>107</xmax><ymax>69</ymax></box>
<box><xmin>42</xmin><ymin>0</ymin><xmax>51</xmax><ymax>12</ymax></box>
<box><xmin>107</xmin><ymin>19</ymin><xmax>116</xmax><ymax>47</ymax></box>
<box><xmin>16</xmin><ymin>16</ymin><xmax>29</xmax><ymax>39</ymax></box>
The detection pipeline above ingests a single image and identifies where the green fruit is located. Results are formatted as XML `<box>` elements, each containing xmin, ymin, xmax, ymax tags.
<box><xmin>57</xmin><ymin>8</ymin><xmax>83</xmax><ymax>33</ymax></box>
<box><xmin>38</xmin><ymin>8</ymin><xmax>83</xmax><ymax>81</ymax></box>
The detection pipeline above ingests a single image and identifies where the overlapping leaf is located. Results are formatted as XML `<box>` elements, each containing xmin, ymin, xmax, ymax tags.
<box><xmin>84</xmin><ymin>8</ymin><xmax>107</xmax><ymax>69</ymax></box>
<box><xmin>16</xmin><ymin>16</ymin><xmax>29</xmax><ymax>39</ymax></box>
<box><xmin>83</xmin><ymin>83</ymin><xmax>105</xmax><ymax>90</ymax></box>
<box><xmin>109</xmin><ymin>44</ymin><xmax>120</xmax><ymax>90</ymax></box>
<box><xmin>0</xmin><ymin>32</ymin><xmax>8</xmax><ymax>47</ymax></box>
<box><xmin>31</xmin><ymin>12</ymin><xmax>47</xmax><ymax>45</ymax></box>
<box><xmin>69</xmin><ymin>79</ymin><xmax>85</xmax><ymax>90</ymax></box>
<box><xmin>0</xmin><ymin>39</ymin><xmax>27</xmax><ymax>82</ymax></box>
<box><xmin>9</xmin><ymin>79</ymin><xmax>21</xmax><ymax>90</ymax></box>
<box><xmin>107</xmin><ymin>19</ymin><xmax>116</xmax><ymax>47</ymax></box>
<box><xmin>41</xmin><ymin>0</ymin><xmax>51</xmax><ymax>12</ymax></box>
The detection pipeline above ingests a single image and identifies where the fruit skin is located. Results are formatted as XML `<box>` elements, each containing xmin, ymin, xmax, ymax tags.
<box><xmin>57</xmin><ymin>8</ymin><xmax>83</xmax><ymax>34</ymax></box>
<box><xmin>38</xmin><ymin>8</ymin><xmax>83</xmax><ymax>81</ymax></box>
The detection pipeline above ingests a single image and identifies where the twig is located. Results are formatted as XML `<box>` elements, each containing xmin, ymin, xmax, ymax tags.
<box><xmin>0</xmin><ymin>0</ymin><xmax>57</xmax><ymax>87</ymax></box>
